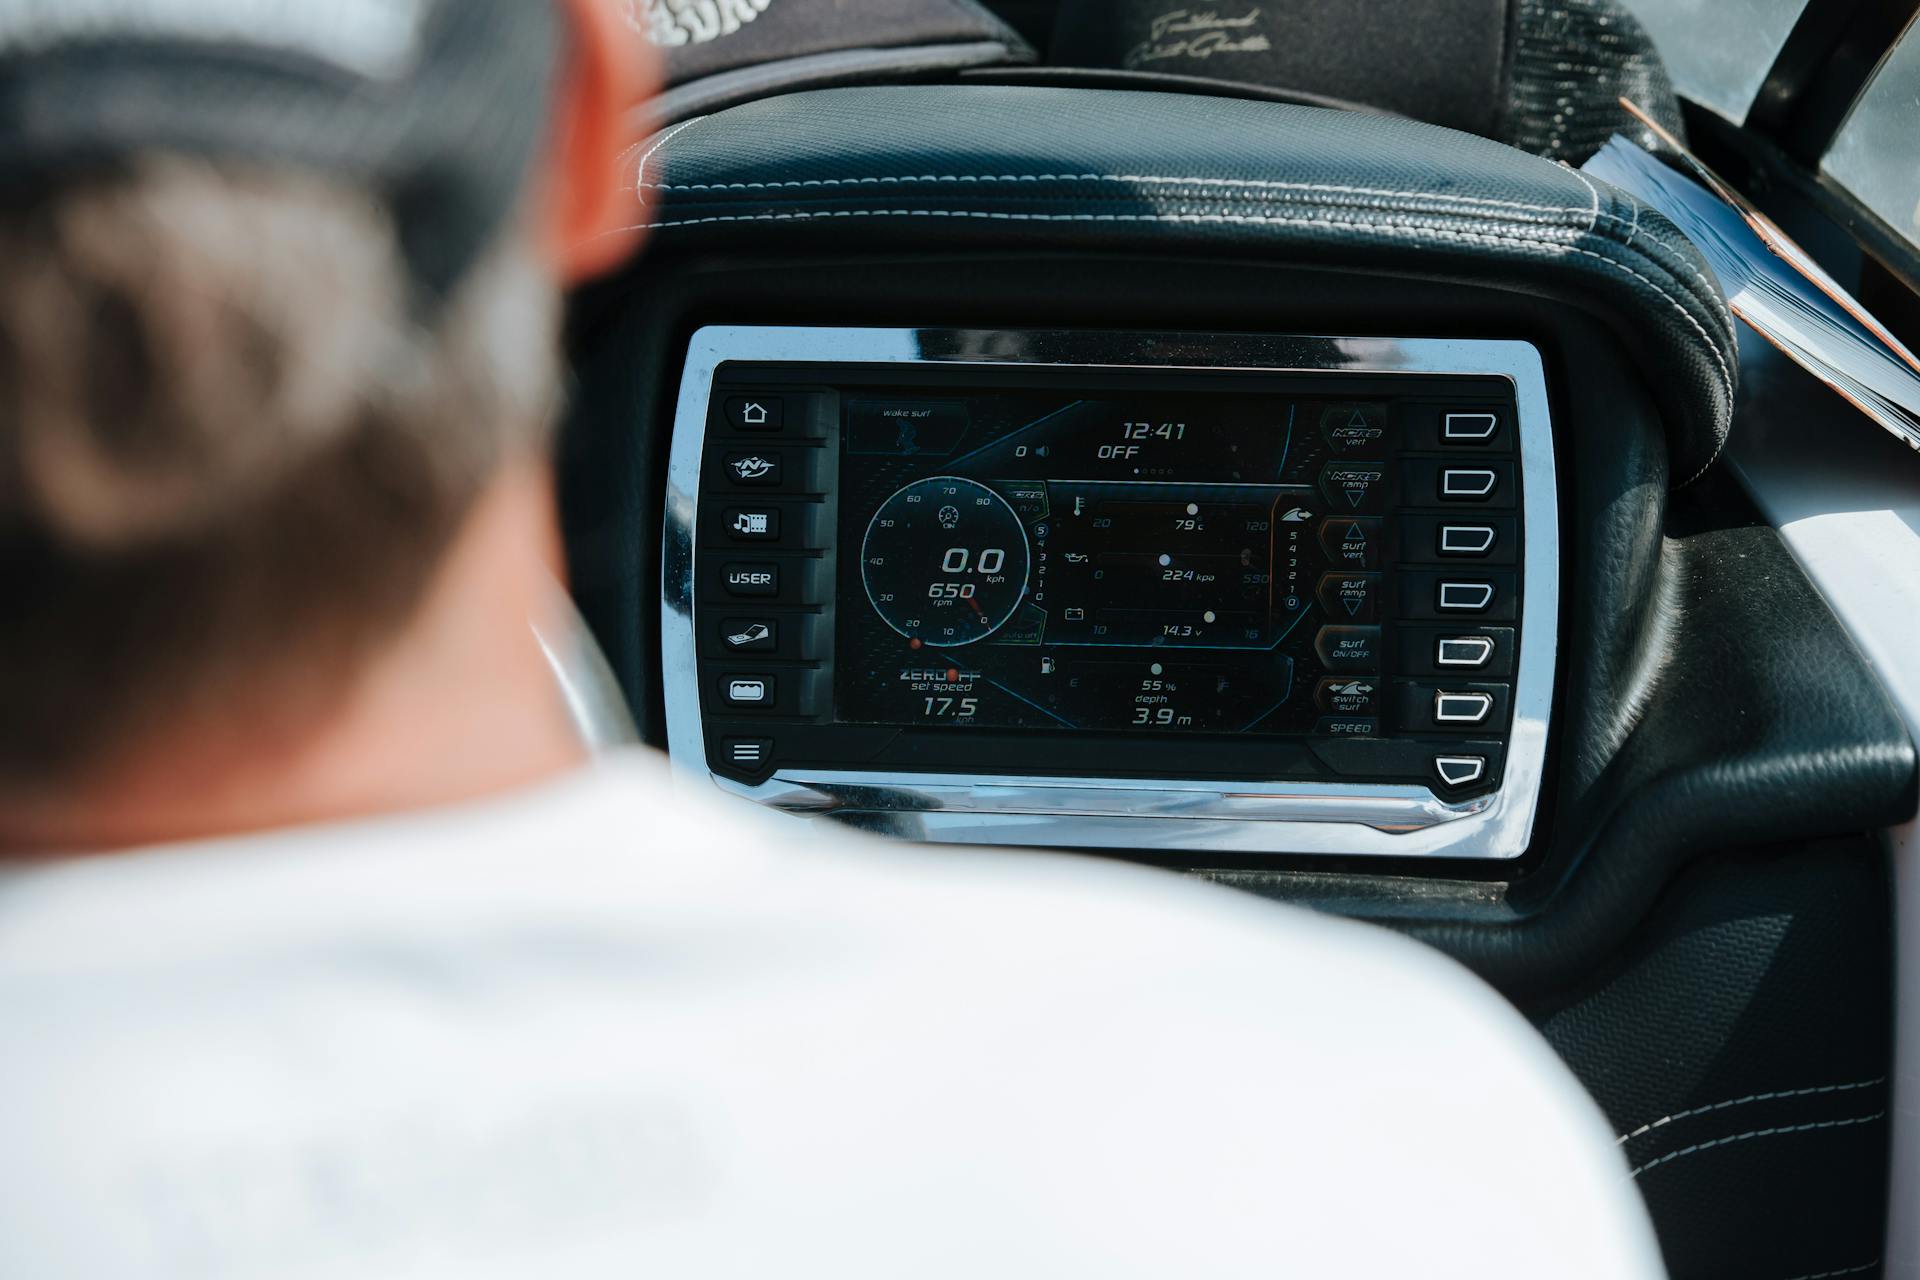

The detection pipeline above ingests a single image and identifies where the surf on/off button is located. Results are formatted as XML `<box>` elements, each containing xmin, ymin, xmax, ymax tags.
<box><xmin>1316</xmin><ymin>572</ymin><xmax>1382</xmax><ymax>623</ymax></box>
<box><xmin>1314</xmin><ymin>624</ymin><xmax>1381</xmax><ymax>671</ymax></box>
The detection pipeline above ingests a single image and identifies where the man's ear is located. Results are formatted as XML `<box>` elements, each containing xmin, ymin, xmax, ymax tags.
<box><xmin>541</xmin><ymin>0</ymin><xmax>659</xmax><ymax>284</ymax></box>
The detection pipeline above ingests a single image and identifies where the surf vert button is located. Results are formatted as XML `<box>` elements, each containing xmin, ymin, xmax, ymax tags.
<box><xmin>1319</xmin><ymin>516</ymin><xmax>1381</xmax><ymax>568</ymax></box>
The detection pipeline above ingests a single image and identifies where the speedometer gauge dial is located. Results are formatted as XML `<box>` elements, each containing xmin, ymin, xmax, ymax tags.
<box><xmin>860</xmin><ymin>477</ymin><xmax>1030</xmax><ymax>646</ymax></box>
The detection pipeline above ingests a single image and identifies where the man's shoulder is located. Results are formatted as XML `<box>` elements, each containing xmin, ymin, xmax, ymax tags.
<box><xmin>0</xmin><ymin>756</ymin><xmax>1664</xmax><ymax>1277</ymax></box>
<box><xmin>582</xmin><ymin>758</ymin><xmax>1470</xmax><ymax>996</ymax></box>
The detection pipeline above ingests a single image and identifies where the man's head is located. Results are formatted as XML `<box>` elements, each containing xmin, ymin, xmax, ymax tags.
<box><xmin>0</xmin><ymin>1</ymin><xmax>652</xmax><ymax>840</ymax></box>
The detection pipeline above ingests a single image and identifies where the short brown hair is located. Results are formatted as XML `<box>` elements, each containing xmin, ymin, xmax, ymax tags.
<box><xmin>0</xmin><ymin>158</ymin><xmax>560</xmax><ymax>788</ymax></box>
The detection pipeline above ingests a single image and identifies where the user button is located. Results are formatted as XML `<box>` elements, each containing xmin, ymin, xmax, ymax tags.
<box><xmin>723</xmin><ymin>563</ymin><xmax>780</xmax><ymax>597</ymax></box>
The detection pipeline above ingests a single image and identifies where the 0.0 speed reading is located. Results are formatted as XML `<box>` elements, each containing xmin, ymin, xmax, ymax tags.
<box><xmin>860</xmin><ymin>476</ymin><xmax>1031</xmax><ymax>646</ymax></box>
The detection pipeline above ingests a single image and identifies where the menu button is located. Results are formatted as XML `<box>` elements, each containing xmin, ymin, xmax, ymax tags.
<box><xmin>720</xmin><ymin>738</ymin><xmax>774</xmax><ymax>772</ymax></box>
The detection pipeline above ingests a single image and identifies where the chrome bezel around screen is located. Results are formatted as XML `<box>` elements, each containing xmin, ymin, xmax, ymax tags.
<box><xmin>662</xmin><ymin>327</ymin><xmax>1558</xmax><ymax>859</ymax></box>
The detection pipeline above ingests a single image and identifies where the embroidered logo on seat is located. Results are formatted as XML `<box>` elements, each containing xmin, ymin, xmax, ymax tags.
<box><xmin>629</xmin><ymin>0</ymin><xmax>774</xmax><ymax>48</ymax></box>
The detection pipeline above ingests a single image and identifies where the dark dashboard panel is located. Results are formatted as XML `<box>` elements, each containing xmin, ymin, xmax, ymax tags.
<box><xmin>564</xmin><ymin>75</ymin><xmax>1918</xmax><ymax>1278</ymax></box>
<box><xmin>564</xmin><ymin>248</ymin><xmax>1910</xmax><ymax>945</ymax></box>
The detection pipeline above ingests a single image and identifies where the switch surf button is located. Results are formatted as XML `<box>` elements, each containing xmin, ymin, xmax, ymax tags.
<box><xmin>1316</xmin><ymin>677</ymin><xmax>1381</xmax><ymax>716</ymax></box>
<box><xmin>723</xmin><ymin>563</ymin><xmax>779</xmax><ymax>597</ymax></box>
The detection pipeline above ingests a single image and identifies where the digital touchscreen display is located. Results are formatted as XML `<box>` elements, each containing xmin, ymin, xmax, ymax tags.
<box><xmin>836</xmin><ymin>388</ymin><xmax>1387</xmax><ymax>734</ymax></box>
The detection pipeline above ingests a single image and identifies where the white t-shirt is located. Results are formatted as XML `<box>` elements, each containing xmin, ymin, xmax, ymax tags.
<box><xmin>0</xmin><ymin>754</ymin><xmax>1664</xmax><ymax>1278</ymax></box>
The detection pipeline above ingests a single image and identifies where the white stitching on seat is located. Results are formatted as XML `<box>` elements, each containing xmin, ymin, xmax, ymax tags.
<box><xmin>1678</xmin><ymin>386</ymin><xmax>1735</xmax><ymax>485</ymax></box>
<box><xmin>1568</xmin><ymin>166</ymin><xmax>1604</xmax><ymax>234</ymax></box>
<box><xmin>642</xmin><ymin>205</ymin><xmax>1737</xmax><ymax>415</ymax></box>
<box><xmin>1782</xmin><ymin>1260</ymin><xmax>1880</xmax><ymax>1280</ymax></box>
<box><xmin>1627</xmin><ymin>1112</ymin><xmax>1885</xmax><ymax>1179</ymax></box>
<box><xmin>631</xmin><ymin>118</ymin><xmax>704</xmax><ymax>203</ymax></box>
<box><xmin>638</xmin><ymin>170</ymin><xmax>1657</xmax><ymax>241</ymax></box>
<box><xmin>1616</xmin><ymin>1077</ymin><xmax>1887</xmax><ymax>1144</ymax></box>
<box><xmin>637</xmin><ymin>170</ymin><xmax>1595</xmax><ymax>218</ymax></box>
<box><xmin>636</xmin><ymin>170</ymin><xmax>1660</xmax><ymax>246</ymax></box>
<box><xmin>635</xmin><ymin>166</ymin><xmax>1665</xmax><ymax>275</ymax></box>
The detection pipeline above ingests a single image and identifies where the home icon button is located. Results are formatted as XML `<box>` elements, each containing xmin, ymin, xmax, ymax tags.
<box><xmin>726</xmin><ymin>395</ymin><xmax>784</xmax><ymax>431</ymax></box>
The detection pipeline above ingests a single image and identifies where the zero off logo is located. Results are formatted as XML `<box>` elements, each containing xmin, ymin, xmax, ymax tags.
<box><xmin>628</xmin><ymin>0</ymin><xmax>774</xmax><ymax>47</ymax></box>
